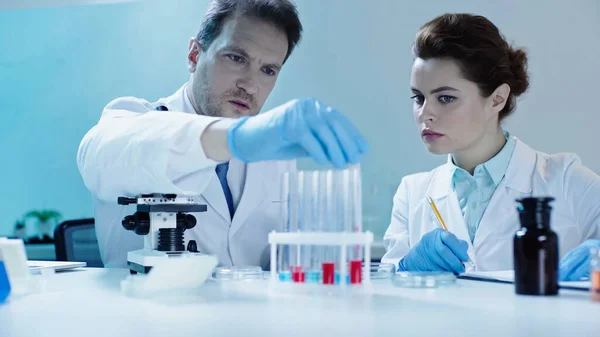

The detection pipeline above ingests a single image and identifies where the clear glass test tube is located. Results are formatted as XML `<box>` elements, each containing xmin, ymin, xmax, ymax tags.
<box><xmin>330</xmin><ymin>169</ymin><xmax>348</xmax><ymax>283</ymax></box>
<box><xmin>278</xmin><ymin>244</ymin><xmax>291</xmax><ymax>282</ymax></box>
<box><xmin>350</xmin><ymin>165</ymin><xmax>364</xmax><ymax>284</ymax></box>
<box><xmin>285</xmin><ymin>171</ymin><xmax>300</xmax><ymax>280</ymax></box>
<box><xmin>317</xmin><ymin>170</ymin><xmax>330</xmax><ymax>283</ymax></box>
<box><xmin>302</xmin><ymin>171</ymin><xmax>314</xmax><ymax>273</ymax></box>
<box><xmin>591</xmin><ymin>247</ymin><xmax>600</xmax><ymax>302</ymax></box>
<box><xmin>278</xmin><ymin>173</ymin><xmax>291</xmax><ymax>282</ymax></box>
<box><xmin>320</xmin><ymin>170</ymin><xmax>335</xmax><ymax>284</ymax></box>
<box><xmin>350</xmin><ymin>164</ymin><xmax>363</xmax><ymax>234</ymax></box>
<box><xmin>307</xmin><ymin>171</ymin><xmax>320</xmax><ymax>282</ymax></box>
<box><xmin>350</xmin><ymin>165</ymin><xmax>363</xmax><ymax>262</ymax></box>
<box><xmin>299</xmin><ymin>171</ymin><xmax>318</xmax><ymax>283</ymax></box>
<box><xmin>333</xmin><ymin>170</ymin><xmax>344</xmax><ymax>278</ymax></box>
<box><xmin>280</xmin><ymin>172</ymin><xmax>290</xmax><ymax>233</ymax></box>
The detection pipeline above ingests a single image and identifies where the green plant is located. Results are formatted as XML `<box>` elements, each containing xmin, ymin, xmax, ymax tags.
<box><xmin>24</xmin><ymin>210</ymin><xmax>62</xmax><ymax>223</ymax></box>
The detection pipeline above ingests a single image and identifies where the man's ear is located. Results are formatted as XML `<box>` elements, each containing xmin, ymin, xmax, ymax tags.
<box><xmin>188</xmin><ymin>38</ymin><xmax>203</xmax><ymax>73</ymax></box>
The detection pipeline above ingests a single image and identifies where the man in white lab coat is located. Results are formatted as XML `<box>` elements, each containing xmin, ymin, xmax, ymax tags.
<box><xmin>77</xmin><ymin>0</ymin><xmax>369</xmax><ymax>269</ymax></box>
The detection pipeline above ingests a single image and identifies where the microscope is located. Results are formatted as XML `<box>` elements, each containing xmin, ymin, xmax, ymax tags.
<box><xmin>118</xmin><ymin>194</ymin><xmax>207</xmax><ymax>274</ymax></box>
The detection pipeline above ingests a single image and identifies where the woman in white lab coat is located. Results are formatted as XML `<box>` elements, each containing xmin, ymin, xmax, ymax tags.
<box><xmin>381</xmin><ymin>13</ymin><xmax>600</xmax><ymax>281</ymax></box>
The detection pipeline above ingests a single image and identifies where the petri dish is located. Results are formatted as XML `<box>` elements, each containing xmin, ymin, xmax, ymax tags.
<box><xmin>370</xmin><ymin>262</ymin><xmax>396</xmax><ymax>279</ymax></box>
<box><xmin>392</xmin><ymin>271</ymin><xmax>456</xmax><ymax>288</ymax></box>
<box><xmin>212</xmin><ymin>266</ymin><xmax>264</xmax><ymax>281</ymax></box>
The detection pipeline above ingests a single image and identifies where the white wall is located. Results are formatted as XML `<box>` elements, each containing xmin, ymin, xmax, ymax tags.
<box><xmin>1</xmin><ymin>0</ymin><xmax>598</xmax><ymax>238</ymax></box>
<box><xmin>0</xmin><ymin>0</ymin><xmax>140</xmax><ymax>10</ymax></box>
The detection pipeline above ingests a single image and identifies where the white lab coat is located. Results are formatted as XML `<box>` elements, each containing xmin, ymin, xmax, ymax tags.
<box><xmin>382</xmin><ymin>137</ymin><xmax>600</xmax><ymax>272</ymax></box>
<box><xmin>77</xmin><ymin>85</ymin><xmax>294</xmax><ymax>269</ymax></box>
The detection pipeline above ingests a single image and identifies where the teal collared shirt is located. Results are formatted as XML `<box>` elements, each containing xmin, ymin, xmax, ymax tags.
<box><xmin>449</xmin><ymin>131</ymin><xmax>517</xmax><ymax>243</ymax></box>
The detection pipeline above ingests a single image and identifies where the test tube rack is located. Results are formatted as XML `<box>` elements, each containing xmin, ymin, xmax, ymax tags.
<box><xmin>268</xmin><ymin>231</ymin><xmax>373</xmax><ymax>287</ymax></box>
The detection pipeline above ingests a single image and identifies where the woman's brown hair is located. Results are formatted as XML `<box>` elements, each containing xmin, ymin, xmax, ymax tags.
<box><xmin>413</xmin><ymin>14</ymin><xmax>529</xmax><ymax>120</ymax></box>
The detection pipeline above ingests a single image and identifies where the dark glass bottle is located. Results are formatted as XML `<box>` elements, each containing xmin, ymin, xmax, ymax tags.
<box><xmin>514</xmin><ymin>197</ymin><xmax>559</xmax><ymax>295</ymax></box>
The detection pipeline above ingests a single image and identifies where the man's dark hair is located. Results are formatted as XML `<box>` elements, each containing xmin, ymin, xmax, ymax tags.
<box><xmin>197</xmin><ymin>0</ymin><xmax>302</xmax><ymax>63</ymax></box>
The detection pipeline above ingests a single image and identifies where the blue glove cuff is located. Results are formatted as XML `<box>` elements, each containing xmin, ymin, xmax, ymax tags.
<box><xmin>226</xmin><ymin>116</ymin><xmax>250</xmax><ymax>162</ymax></box>
<box><xmin>398</xmin><ymin>257</ymin><xmax>409</xmax><ymax>272</ymax></box>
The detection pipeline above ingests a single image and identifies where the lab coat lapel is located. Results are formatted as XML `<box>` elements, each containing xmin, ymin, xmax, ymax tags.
<box><xmin>230</xmin><ymin>162</ymin><xmax>269</xmax><ymax>235</ymax></box>
<box><xmin>202</xmin><ymin>170</ymin><xmax>232</xmax><ymax>225</ymax></box>
<box><xmin>473</xmin><ymin>185</ymin><xmax>528</xmax><ymax>249</ymax></box>
<box><xmin>474</xmin><ymin>138</ymin><xmax>535</xmax><ymax>248</ymax></box>
<box><xmin>427</xmin><ymin>163</ymin><xmax>476</xmax><ymax>261</ymax></box>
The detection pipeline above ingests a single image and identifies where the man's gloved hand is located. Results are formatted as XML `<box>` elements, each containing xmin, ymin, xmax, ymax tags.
<box><xmin>227</xmin><ymin>98</ymin><xmax>369</xmax><ymax>167</ymax></box>
<box><xmin>559</xmin><ymin>239</ymin><xmax>600</xmax><ymax>281</ymax></box>
<box><xmin>399</xmin><ymin>228</ymin><xmax>470</xmax><ymax>274</ymax></box>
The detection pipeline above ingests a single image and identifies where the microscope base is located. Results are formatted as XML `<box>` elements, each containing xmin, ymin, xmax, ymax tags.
<box><xmin>126</xmin><ymin>249</ymin><xmax>205</xmax><ymax>274</ymax></box>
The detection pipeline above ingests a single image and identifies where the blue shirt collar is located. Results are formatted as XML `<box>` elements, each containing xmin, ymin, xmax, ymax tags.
<box><xmin>448</xmin><ymin>131</ymin><xmax>516</xmax><ymax>185</ymax></box>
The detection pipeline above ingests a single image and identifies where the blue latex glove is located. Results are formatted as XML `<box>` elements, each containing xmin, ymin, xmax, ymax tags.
<box><xmin>227</xmin><ymin>98</ymin><xmax>369</xmax><ymax>168</ymax></box>
<box><xmin>399</xmin><ymin>228</ymin><xmax>470</xmax><ymax>274</ymax></box>
<box><xmin>559</xmin><ymin>239</ymin><xmax>600</xmax><ymax>281</ymax></box>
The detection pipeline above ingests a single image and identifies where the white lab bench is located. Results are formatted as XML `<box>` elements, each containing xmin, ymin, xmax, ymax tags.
<box><xmin>18</xmin><ymin>241</ymin><xmax>387</xmax><ymax>262</ymax></box>
<box><xmin>1</xmin><ymin>268</ymin><xmax>598</xmax><ymax>337</ymax></box>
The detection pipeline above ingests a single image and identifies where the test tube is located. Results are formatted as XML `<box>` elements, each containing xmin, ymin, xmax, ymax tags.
<box><xmin>349</xmin><ymin>165</ymin><xmax>363</xmax><ymax>284</ymax></box>
<box><xmin>299</xmin><ymin>170</ymin><xmax>317</xmax><ymax>283</ymax></box>
<box><xmin>285</xmin><ymin>171</ymin><xmax>301</xmax><ymax>282</ymax></box>
<box><xmin>317</xmin><ymin>170</ymin><xmax>330</xmax><ymax>233</ymax></box>
<box><xmin>591</xmin><ymin>247</ymin><xmax>600</xmax><ymax>302</ymax></box>
<box><xmin>279</xmin><ymin>172</ymin><xmax>294</xmax><ymax>282</ymax></box>
<box><xmin>307</xmin><ymin>171</ymin><xmax>321</xmax><ymax>283</ymax></box>
<box><xmin>342</xmin><ymin>168</ymin><xmax>352</xmax><ymax>233</ymax></box>
<box><xmin>350</xmin><ymin>164</ymin><xmax>363</xmax><ymax>233</ymax></box>
<box><xmin>280</xmin><ymin>172</ymin><xmax>291</xmax><ymax>233</ymax></box>
<box><xmin>320</xmin><ymin>169</ymin><xmax>335</xmax><ymax>284</ymax></box>
<box><xmin>277</xmin><ymin>244</ymin><xmax>291</xmax><ymax>282</ymax></box>
<box><xmin>332</xmin><ymin>169</ymin><xmax>345</xmax><ymax>233</ymax></box>
<box><xmin>315</xmin><ymin>169</ymin><xmax>332</xmax><ymax>283</ymax></box>
<box><xmin>293</xmin><ymin>171</ymin><xmax>305</xmax><ymax>283</ymax></box>
<box><xmin>330</xmin><ymin>169</ymin><xmax>346</xmax><ymax>284</ymax></box>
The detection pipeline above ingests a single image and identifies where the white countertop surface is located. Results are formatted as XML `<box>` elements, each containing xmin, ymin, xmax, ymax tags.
<box><xmin>1</xmin><ymin>268</ymin><xmax>598</xmax><ymax>337</ymax></box>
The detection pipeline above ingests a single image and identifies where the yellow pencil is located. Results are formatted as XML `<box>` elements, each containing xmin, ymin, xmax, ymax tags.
<box><xmin>427</xmin><ymin>197</ymin><xmax>474</xmax><ymax>269</ymax></box>
<box><xmin>426</xmin><ymin>197</ymin><xmax>449</xmax><ymax>231</ymax></box>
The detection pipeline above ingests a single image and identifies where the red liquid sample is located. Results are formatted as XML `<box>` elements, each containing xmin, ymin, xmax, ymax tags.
<box><xmin>322</xmin><ymin>262</ymin><xmax>335</xmax><ymax>285</ymax></box>
<box><xmin>350</xmin><ymin>259</ymin><xmax>362</xmax><ymax>284</ymax></box>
